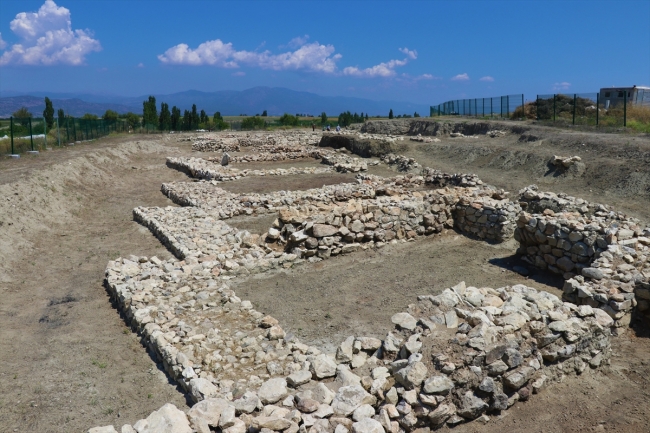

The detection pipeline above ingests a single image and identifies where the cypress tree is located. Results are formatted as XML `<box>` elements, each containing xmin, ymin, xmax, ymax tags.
<box><xmin>43</xmin><ymin>97</ymin><xmax>55</xmax><ymax>129</ymax></box>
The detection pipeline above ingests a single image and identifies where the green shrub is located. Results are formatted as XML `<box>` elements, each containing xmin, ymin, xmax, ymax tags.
<box><xmin>241</xmin><ymin>116</ymin><xmax>266</xmax><ymax>130</ymax></box>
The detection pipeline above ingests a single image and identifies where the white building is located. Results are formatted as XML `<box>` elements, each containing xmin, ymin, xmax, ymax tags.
<box><xmin>599</xmin><ymin>85</ymin><xmax>650</xmax><ymax>108</ymax></box>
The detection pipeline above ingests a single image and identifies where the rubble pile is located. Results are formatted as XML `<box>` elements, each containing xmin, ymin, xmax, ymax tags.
<box><xmin>409</xmin><ymin>134</ymin><xmax>440</xmax><ymax>143</ymax></box>
<box><xmin>380</xmin><ymin>154</ymin><xmax>420</xmax><ymax>172</ymax></box>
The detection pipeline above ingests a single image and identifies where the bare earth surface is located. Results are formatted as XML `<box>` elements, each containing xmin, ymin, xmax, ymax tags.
<box><xmin>1</xmin><ymin>123</ymin><xmax>649</xmax><ymax>433</ymax></box>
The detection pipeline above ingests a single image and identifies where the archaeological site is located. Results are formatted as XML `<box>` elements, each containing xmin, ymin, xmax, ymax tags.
<box><xmin>1</xmin><ymin>118</ymin><xmax>649</xmax><ymax>433</ymax></box>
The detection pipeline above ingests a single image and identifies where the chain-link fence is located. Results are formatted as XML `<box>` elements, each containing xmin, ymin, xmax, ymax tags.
<box><xmin>535</xmin><ymin>92</ymin><xmax>650</xmax><ymax>128</ymax></box>
<box><xmin>1</xmin><ymin>117</ymin><xmax>136</xmax><ymax>156</ymax></box>
<box><xmin>430</xmin><ymin>94</ymin><xmax>525</xmax><ymax>118</ymax></box>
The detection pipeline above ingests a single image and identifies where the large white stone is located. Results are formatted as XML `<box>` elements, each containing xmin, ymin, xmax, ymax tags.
<box><xmin>259</xmin><ymin>378</ymin><xmax>289</xmax><ymax>404</ymax></box>
<box><xmin>332</xmin><ymin>385</ymin><xmax>371</xmax><ymax>416</ymax></box>
<box><xmin>351</xmin><ymin>418</ymin><xmax>385</xmax><ymax>433</ymax></box>
<box><xmin>132</xmin><ymin>403</ymin><xmax>192</xmax><ymax>433</ymax></box>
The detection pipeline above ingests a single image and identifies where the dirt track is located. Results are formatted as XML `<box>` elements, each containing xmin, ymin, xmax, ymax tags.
<box><xmin>1</xmin><ymin>122</ymin><xmax>649</xmax><ymax>433</ymax></box>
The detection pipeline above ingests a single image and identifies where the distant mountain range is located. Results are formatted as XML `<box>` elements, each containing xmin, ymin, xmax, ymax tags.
<box><xmin>0</xmin><ymin>87</ymin><xmax>429</xmax><ymax>118</ymax></box>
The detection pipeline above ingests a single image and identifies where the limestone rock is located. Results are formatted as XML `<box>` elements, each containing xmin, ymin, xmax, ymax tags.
<box><xmin>132</xmin><ymin>403</ymin><xmax>192</xmax><ymax>433</ymax></box>
<box><xmin>390</xmin><ymin>312</ymin><xmax>417</xmax><ymax>331</ymax></box>
<box><xmin>352</xmin><ymin>418</ymin><xmax>385</xmax><ymax>433</ymax></box>
<box><xmin>259</xmin><ymin>378</ymin><xmax>289</xmax><ymax>404</ymax></box>
<box><xmin>310</xmin><ymin>354</ymin><xmax>338</xmax><ymax>379</ymax></box>
<box><xmin>332</xmin><ymin>385</ymin><xmax>372</xmax><ymax>416</ymax></box>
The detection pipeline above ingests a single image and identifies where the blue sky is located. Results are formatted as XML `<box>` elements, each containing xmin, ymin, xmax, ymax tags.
<box><xmin>0</xmin><ymin>0</ymin><xmax>648</xmax><ymax>105</ymax></box>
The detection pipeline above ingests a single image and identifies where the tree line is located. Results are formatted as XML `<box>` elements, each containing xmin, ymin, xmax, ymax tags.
<box><xmin>9</xmin><ymin>96</ymin><xmax>423</xmax><ymax>134</ymax></box>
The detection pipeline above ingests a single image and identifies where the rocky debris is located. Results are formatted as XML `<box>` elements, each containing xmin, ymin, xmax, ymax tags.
<box><xmin>380</xmin><ymin>154</ymin><xmax>420</xmax><ymax>172</ymax></box>
<box><xmin>89</xmin><ymin>403</ymin><xmax>194</xmax><ymax>433</ymax></box>
<box><xmin>449</xmin><ymin>132</ymin><xmax>478</xmax><ymax>138</ymax></box>
<box><xmin>551</xmin><ymin>155</ymin><xmax>582</xmax><ymax>168</ymax></box>
<box><xmin>409</xmin><ymin>134</ymin><xmax>440</xmax><ymax>143</ymax></box>
<box><xmin>487</xmin><ymin>130</ymin><xmax>507</xmax><ymax>138</ymax></box>
<box><xmin>422</xmin><ymin>168</ymin><xmax>483</xmax><ymax>188</ymax></box>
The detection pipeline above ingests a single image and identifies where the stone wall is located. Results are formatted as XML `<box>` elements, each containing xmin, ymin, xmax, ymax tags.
<box><xmin>269</xmin><ymin>193</ymin><xmax>454</xmax><ymax>260</ymax></box>
<box><xmin>453</xmin><ymin>195</ymin><xmax>521</xmax><ymax>243</ymax></box>
<box><xmin>96</xmin><ymin>253</ymin><xmax>613</xmax><ymax>432</ymax></box>
<box><xmin>191</xmin><ymin>131</ymin><xmax>321</xmax><ymax>152</ymax></box>
<box><xmin>514</xmin><ymin>208</ymin><xmax>650</xmax><ymax>328</ymax></box>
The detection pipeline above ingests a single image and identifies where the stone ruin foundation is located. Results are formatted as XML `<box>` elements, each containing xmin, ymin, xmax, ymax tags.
<box><xmin>89</xmin><ymin>131</ymin><xmax>650</xmax><ymax>433</ymax></box>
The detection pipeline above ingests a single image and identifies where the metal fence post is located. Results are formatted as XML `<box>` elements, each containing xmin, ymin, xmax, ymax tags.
<box><xmin>491</xmin><ymin>98</ymin><xmax>493</xmax><ymax>118</ymax></box>
<box><xmin>10</xmin><ymin>117</ymin><xmax>15</xmax><ymax>155</ymax></box>
<box><xmin>29</xmin><ymin>117</ymin><xmax>34</xmax><ymax>151</ymax></box>
<box><xmin>624</xmin><ymin>92</ymin><xmax>627</xmax><ymax>127</ymax></box>
<box><xmin>57</xmin><ymin>117</ymin><xmax>61</xmax><ymax>146</ymax></box>
<box><xmin>572</xmin><ymin>94</ymin><xmax>577</xmax><ymax>125</ymax></box>
<box><xmin>521</xmin><ymin>94</ymin><xmax>524</xmax><ymax>118</ymax></box>
<box><xmin>553</xmin><ymin>94</ymin><xmax>556</xmax><ymax>122</ymax></box>
<box><xmin>44</xmin><ymin>119</ymin><xmax>47</xmax><ymax>149</ymax></box>
<box><xmin>596</xmin><ymin>93</ymin><xmax>599</xmax><ymax>126</ymax></box>
<box><xmin>536</xmin><ymin>95</ymin><xmax>539</xmax><ymax>120</ymax></box>
<box><xmin>507</xmin><ymin>95</ymin><xmax>510</xmax><ymax>118</ymax></box>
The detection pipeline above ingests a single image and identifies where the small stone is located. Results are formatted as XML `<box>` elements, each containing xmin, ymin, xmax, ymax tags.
<box><xmin>422</xmin><ymin>375</ymin><xmax>454</xmax><ymax>395</ymax></box>
<box><xmin>259</xmin><ymin>378</ymin><xmax>288</xmax><ymax>404</ymax></box>
<box><xmin>352</xmin><ymin>404</ymin><xmax>376</xmax><ymax>421</ymax></box>
<box><xmin>351</xmin><ymin>418</ymin><xmax>385</xmax><ymax>433</ymax></box>
<box><xmin>310</xmin><ymin>354</ymin><xmax>338</xmax><ymax>379</ymax></box>
<box><xmin>582</xmin><ymin>268</ymin><xmax>604</xmax><ymax>280</ymax></box>
<box><xmin>296</xmin><ymin>398</ymin><xmax>320</xmax><ymax>413</ymax></box>
<box><xmin>331</xmin><ymin>385</ymin><xmax>372</xmax><ymax>416</ymax></box>
<box><xmin>428</xmin><ymin>404</ymin><xmax>456</xmax><ymax>426</ymax></box>
<box><xmin>394</xmin><ymin>362</ymin><xmax>428</xmax><ymax>390</ymax></box>
<box><xmin>288</xmin><ymin>370</ymin><xmax>312</xmax><ymax>387</ymax></box>
<box><xmin>457</xmin><ymin>392</ymin><xmax>488</xmax><ymax>420</ymax></box>
<box><xmin>390</xmin><ymin>312</ymin><xmax>417</xmax><ymax>331</ymax></box>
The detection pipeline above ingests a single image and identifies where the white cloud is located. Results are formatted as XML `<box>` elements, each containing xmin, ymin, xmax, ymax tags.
<box><xmin>0</xmin><ymin>33</ymin><xmax>6</xmax><ymax>50</ymax></box>
<box><xmin>159</xmin><ymin>39</ymin><xmax>420</xmax><ymax>79</ymax></box>
<box><xmin>342</xmin><ymin>48</ymin><xmax>416</xmax><ymax>78</ymax></box>
<box><xmin>451</xmin><ymin>73</ymin><xmax>470</xmax><ymax>81</ymax></box>
<box><xmin>286</xmin><ymin>35</ymin><xmax>309</xmax><ymax>48</ymax></box>
<box><xmin>479</xmin><ymin>76</ymin><xmax>494</xmax><ymax>82</ymax></box>
<box><xmin>399</xmin><ymin>47</ymin><xmax>417</xmax><ymax>60</ymax></box>
<box><xmin>0</xmin><ymin>0</ymin><xmax>101</xmax><ymax>66</ymax></box>
<box><xmin>158</xmin><ymin>39</ymin><xmax>340</xmax><ymax>73</ymax></box>
<box><xmin>553</xmin><ymin>81</ymin><xmax>571</xmax><ymax>91</ymax></box>
<box><xmin>232</xmin><ymin>71</ymin><xmax>245</xmax><ymax>76</ymax></box>
<box><xmin>400</xmin><ymin>73</ymin><xmax>439</xmax><ymax>82</ymax></box>
<box><xmin>137</xmin><ymin>62</ymin><xmax>144</xmax><ymax>68</ymax></box>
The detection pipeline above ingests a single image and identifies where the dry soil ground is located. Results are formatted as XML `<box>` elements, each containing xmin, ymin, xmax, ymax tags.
<box><xmin>0</xmin><ymin>124</ymin><xmax>649</xmax><ymax>433</ymax></box>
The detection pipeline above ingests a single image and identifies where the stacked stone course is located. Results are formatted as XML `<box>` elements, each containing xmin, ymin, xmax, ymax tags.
<box><xmin>453</xmin><ymin>194</ymin><xmax>521</xmax><ymax>243</ymax></box>
<box><xmin>97</xmin><ymin>253</ymin><xmax>613</xmax><ymax>432</ymax></box>
<box><xmin>514</xmin><ymin>187</ymin><xmax>650</xmax><ymax>328</ymax></box>
<box><xmin>190</xmin><ymin>131</ymin><xmax>321</xmax><ymax>152</ymax></box>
